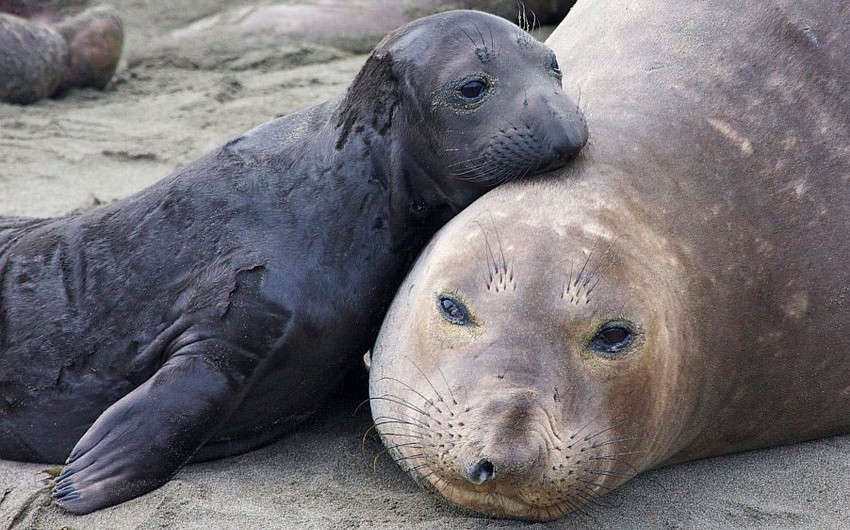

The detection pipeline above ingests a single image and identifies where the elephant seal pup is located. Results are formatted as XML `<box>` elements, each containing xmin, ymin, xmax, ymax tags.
<box><xmin>0</xmin><ymin>5</ymin><xmax>123</xmax><ymax>104</ymax></box>
<box><xmin>0</xmin><ymin>10</ymin><xmax>587</xmax><ymax>514</ymax></box>
<box><xmin>370</xmin><ymin>0</ymin><xmax>850</xmax><ymax>521</ymax></box>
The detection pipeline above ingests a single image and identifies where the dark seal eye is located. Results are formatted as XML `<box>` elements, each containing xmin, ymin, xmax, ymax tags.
<box><xmin>589</xmin><ymin>322</ymin><xmax>634</xmax><ymax>356</ymax></box>
<box><xmin>438</xmin><ymin>295</ymin><xmax>471</xmax><ymax>325</ymax></box>
<box><xmin>458</xmin><ymin>78</ymin><xmax>488</xmax><ymax>101</ymax></box>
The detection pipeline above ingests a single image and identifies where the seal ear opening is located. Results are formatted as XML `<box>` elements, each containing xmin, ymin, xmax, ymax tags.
<box><xmin>336</xmin><ymin>50</ymin><xmax>399</xmax><ymax>149</ymax></box>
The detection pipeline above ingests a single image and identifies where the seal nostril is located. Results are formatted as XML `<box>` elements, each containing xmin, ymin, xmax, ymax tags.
<box><xmin>466</xmin><ymin>459</ymin><xmax>496</xmax><ymax>485</ymax></box>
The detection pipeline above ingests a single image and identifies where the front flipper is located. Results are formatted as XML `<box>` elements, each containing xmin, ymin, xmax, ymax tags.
<box><xmin>52</xmin><ymin>339</ymin><xmax>261</xmax><ymax>514</ymax></box>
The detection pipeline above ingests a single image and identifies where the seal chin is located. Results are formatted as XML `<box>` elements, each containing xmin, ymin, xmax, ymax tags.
<box><xmin>425</xmin><ymin>477</ymin><xmax>574</xmax><ymax>521</ymax></box>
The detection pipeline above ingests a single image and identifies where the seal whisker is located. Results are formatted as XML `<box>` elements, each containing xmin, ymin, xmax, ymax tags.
<box><xmin>564</xmin><ymin>497</ymin><xmax>597</xmax><ymax>522</ymax></box>
<box><xmin>515</xmin><ymin>0</ymin><xmax>529</xmax><ymax>34</ymax></box>
<box><xmin>572</xmin><ymin>485</ymin><xmax>617</xmax><ymax>509</ymax></box>
<box><xmin>583</xmin><ymin>418</ymin><xmax>632</xmax><ymax>441</ymax></box>
<box><xmin>587</xmin><ymin>455</ymin><xmax>641</xmax><ymax>475</ymax></box>
<box><xmin>400</xmin><ymin>353</ymin><xmax>454</xmax><ymax>407</ymax></box>
<box><xmin>360</xmin><ymin>424</ymin><xmax>379</xmax><ymax>450</ymax></box>
<box><xmin>384</xmin><ymin>442</ymin><xmax>430</xmax><ymax>453</ymax></box>
<box><xmin>362</xmin><ymin>424</ymin><xmax>430</xmax><ymax>451</ymax></box>
<box><xmin>578</xmin><ymin>468</ymin><xmax>637</xmax><ymax>480</ymax></box>
<box><xmin>432</xmin><ymin>363</ymin><xmax>461</xmax><ymax>408</ymax></box>
<box><xmin>476</xmin><ymin>220</ymin><xmax>499</xmax><ymax>289</ymax></box>
<box><xmin>374</xmin><ymin>376</ymin><xmax>451</xmax><ymax>415</ymax></box>
<box><xmin>370</xmin><ymin>394</ymin><xmax>432</xmax><ymax>418</ymax></box>
<box><xmin>374</xmin><ymin>431</ymin><xmax>428</xmax><ymax>441</ymax></box>
<box><xmin>372</xmin><ymin>416</ymin><xmax>437</xmax><ymax>433</ymax></box>
<box><xmin>588</xmin><ymin>436</ymin><xmax>640</xmax><ymax>449</ymax></box>
<box><xmin>459</xmin><ymin>27</ymin><xmax>482</xmax><ymax>54</ymax></box>
<box><xmin>391</xmin><ymin>449</ymin><xmax>432</xmax><ymax>461</ymax></box>
<box><xmin>582</xmin><ymin>238</ymin><xmax>618</xmax><ymax>298</ymax></box>
<box><xmin>529</xmin><ymin>10</ymin><xmax>540</xmax><ymax>37</ymax></box>
<box><xmin>470</xmin><ymin>20</ymin><xmax>488</xmax><ymax>51</ymax></box>
<box><xmin>576</xmin><ymin>478</ymin><xmax>617</xmax><ymax>492</ymax></box>
<box><xmin>574</xmin><ymin>237</ymin><xmax>600</xmax><ymax>289</ymax></box>
<box><xmin>569</xmin><ymin>418</ymin><xmax>598</xmax><ymax>441</ymax></box>
<box><xmin>375</xmin><ymin>448</ymin><xmax>430</xmax><ymax>472</ymax></box>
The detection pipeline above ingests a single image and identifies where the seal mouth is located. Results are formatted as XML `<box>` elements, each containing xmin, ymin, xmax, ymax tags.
<box><xmin>426</xmin><ymin>476</ymin><xmax>577</xmax><ymax>522</ymax></box>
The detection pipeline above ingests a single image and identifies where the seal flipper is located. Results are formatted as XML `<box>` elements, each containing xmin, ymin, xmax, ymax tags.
<box><xmin>52</xmin><ymin>339</ymin><xmax>262</xmax><ymax>514</ymax></box>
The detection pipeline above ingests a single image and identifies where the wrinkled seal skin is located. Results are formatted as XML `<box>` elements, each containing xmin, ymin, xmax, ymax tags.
<box><xmin>0</xmin><ymin>10</ymin><xmax>587</xmax><ymax>514</ymax></box>
<box><xmin>370</xmin><ymin>0</ymin><xmax>850</xmax><ymax>521</ymax></box>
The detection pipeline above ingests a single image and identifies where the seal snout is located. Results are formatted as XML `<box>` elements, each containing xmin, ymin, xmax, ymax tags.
<box><xmin>532</xmin><ymin>97</ymin><xmax>589</xmax><ymax>174</ymax></box>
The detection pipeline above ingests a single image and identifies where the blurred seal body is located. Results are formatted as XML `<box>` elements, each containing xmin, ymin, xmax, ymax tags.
<box><xmin>370</xmin><ymin>0</ymin><xmax>850</xmax><ymax>521</ymax></box>
<box><xmin>0</xmin><ymin>5</ymin><xmax>123</xmax><ymax>104</ymax></box>
<box><xmin>0</xmin><ymin>10</ymin><xmax>587</xmax><ymax>513</ymax></box>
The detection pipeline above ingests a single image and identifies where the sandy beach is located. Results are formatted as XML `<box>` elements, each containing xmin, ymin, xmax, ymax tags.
<box><xmin>1</xmin><ymin>1</ymin><xmax>849</xmax><ymax>528</ymax></box>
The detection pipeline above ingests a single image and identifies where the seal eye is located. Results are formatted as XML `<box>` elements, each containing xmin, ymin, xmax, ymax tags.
<box><xmin>590</xmin><ymin>323</ymin><xmax>634</xmax><ymax>355</ymax></box>
<box><xmin>438</xmin><ymin>295</ymin><xmax>471</xmax><ymax>325</ymax></box>
<box><xmin>458</xmin><ymin>79</ymin><xmax>488</xmax><ymax>101</ymax></box>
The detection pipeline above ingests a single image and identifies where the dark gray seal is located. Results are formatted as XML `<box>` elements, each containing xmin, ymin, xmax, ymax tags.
<box><xmin>0</xmin><ymin>9</ymin><xmax>587</xmax><ymax>514</ymax></box>
<box><xmin>369</xmin><ymin>0</ymin><xmax>850</xmax><ymax>521</ymax></box>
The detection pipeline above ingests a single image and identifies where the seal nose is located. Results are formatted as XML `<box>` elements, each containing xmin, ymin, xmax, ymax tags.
<box><xmin>533</xmin><ymin>97</ymin><xmax>588</xmax><ymax>173</ymax></box>
<box><xmin>554</xmin><ymin>103</ymin><xmax>588</xmax><ymax>157</ymax></box>
<box><xmin>466</xmin><ymin>459</ymin><xmax>496</xmax><ymax>485</ymax></box>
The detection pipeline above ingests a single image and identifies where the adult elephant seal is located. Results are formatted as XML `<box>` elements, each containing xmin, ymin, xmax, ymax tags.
<box><xmin>0</xmin><ymin>4</ymin><xmax>123</xmax><ymax>104</ymax></box>
<box><xmin>164</xmin><ymin>0</ymin><xmax>575</xmax><ymax>59</ymax></box>
<box><xmin>370</xmin><ymin>0</ymin><xmax>850</xmax><ymax>521</ymax></box>
<box><xmin>0</xmin><ymin>10</ymin><xmax>587</xmax><ymax>514</ymax></box>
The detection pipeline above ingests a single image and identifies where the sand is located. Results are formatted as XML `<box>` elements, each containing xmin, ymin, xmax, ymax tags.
<box><xmin>1</xmin><ymin>1</ymin><xmax>849</xmax><ymax>528</ymax></box>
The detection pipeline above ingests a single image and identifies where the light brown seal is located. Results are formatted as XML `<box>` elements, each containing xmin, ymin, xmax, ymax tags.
<box><xmin>369</xmin><ymin>0</ymin><xmax>850</xmax><ymax>521</ymax></box>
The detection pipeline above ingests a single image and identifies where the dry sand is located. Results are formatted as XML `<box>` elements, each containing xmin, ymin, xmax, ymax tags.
<box><xmin>1</xmin><ymin>1</ymin><xmax>849</xmax><ymax>528</ymax></box>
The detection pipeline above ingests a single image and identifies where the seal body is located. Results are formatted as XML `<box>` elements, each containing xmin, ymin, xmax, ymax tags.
<box><xmin>0</xmin><ymin>5</ymin><xmax>123</xmax><ymax>104</ymax></box>
<box><xmin>0</xmin><ymin>10</ymin><xmax>587</xmax><ymax>514</ymax></box>
<box><xmin>369</xmin><ymin>0</ymin><xmax>850</xmax><ymax>521</ymax></box>
<box><xmin>0</xmin><ymin>12</ymin><xmax>67</xmax><ymax>104</ymax></box>
<box><xmin>167</xmin><ymin>0</ymin><xmax>574</xmax><ymax>55</ymax></box>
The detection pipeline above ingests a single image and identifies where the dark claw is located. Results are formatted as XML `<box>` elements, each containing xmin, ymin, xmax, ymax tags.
<box><xmin>52</xmin><ymin>483</ymin><xmax>75</xmax><ymax>496</ymax></box>
<box><xmin>53</xmin><ymin>476</ymin><xmax>74</xmax><ymax>489</ymax></box>
<box><xmin>53</xmin><ymin>487</ymin><xmax>78</xmax><ymax>500</ymax></box>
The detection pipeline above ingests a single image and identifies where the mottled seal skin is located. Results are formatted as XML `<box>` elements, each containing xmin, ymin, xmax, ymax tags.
<box><xmin>0</xmin><ymin>10</ymin><xmax>587</xmax><ymax>514</ymax></box>
<box><xmin>0</xmin><ymin>5</ymin><xmax>123</xmax><ymax>104</ymax></box>
<box><xmin>370</xmin><ymin>0</ymin><xmax>850</xmax><ymax>521</ymax></box>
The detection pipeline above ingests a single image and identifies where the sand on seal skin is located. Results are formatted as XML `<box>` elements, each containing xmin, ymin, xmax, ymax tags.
<box><xmin>1</xmin><ymin>1</ymin><xmax>849</xmax><ymax>528</ymax></box>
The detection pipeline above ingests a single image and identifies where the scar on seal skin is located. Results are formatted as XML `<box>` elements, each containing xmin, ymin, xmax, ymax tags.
<box><xmin>0</xmin><ymin>10</ymin><xmax>587</xmax><ymax>514</ymax></box>
<box><xmin>369</xmin><ymin>0</ymin><xmax>850</xmax><ymax>522</ymax></box>
<box><xmin>0</xmin><ymin>2</ymin><xmax>123</xmax><ymax>104</ymax></box>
